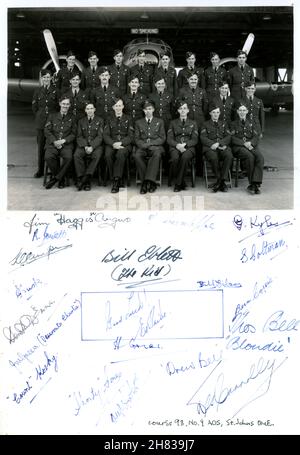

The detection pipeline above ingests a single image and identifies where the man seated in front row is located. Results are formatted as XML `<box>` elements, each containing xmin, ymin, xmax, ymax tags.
<box><xmin>74</xmin><ymin>103</ymin><xmax>104</xmax><ymax>191</ymax></box>
<box><xmin>200</xmin><ymin>103</ymin><xmax>233</xmax><ymax>192</ymax></box>
<box><xmin>167</xmin><ymin>101</ymin><xmax>198</xmax><ymax>192</ymax></box>
<box><xmin>231</xmin><ymin>103</ymin><xmax>264</xmax><ymax>195</ymax></box>
<box><xmin>44</xmin><ymin>96</ymin><xmax>76</xmax><ymax>189</ymax></box>
<box><xmin>103</xmin><ymin>98</ymin><xmax>134</xmax><ymax>193</ymax></box>
<box><xmin>134</xmin><ymin>100</ymin><xmax>166</xmax><ymax>194</ymax></box>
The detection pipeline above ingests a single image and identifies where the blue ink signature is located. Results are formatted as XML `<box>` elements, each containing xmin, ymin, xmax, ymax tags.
<box><xmin>10</xmin><ymin>243</ymin><xmax>73</xmax><ymax>268</ymax></box>
<box><xmin>187</xmin><ymin>356</ymin><xmax>287</xmax><ymax>418</ymax></box>
<box><xmin>263</xmin><ymin>310</ymin><xmax>300</xmax><ymax>333</ymax></box>
<box><xmin>240</xmin><ymin>238</ymin><xmax>286</xmax><ymax>263</ymax></box>
<box><xmin>198</xmin><ymin>279</ymin><xmax>242</xmax><ymax>289</ymax></box>
<box><xmin>15</xmin><ymin>277</ymin><xmax>44</xmax><ymax>300</ymax></box>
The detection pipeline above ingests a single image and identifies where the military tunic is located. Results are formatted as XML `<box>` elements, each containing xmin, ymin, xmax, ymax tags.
<box><xmin>177</xmin><ymin>66</ymin><xmax>204</xmax><ymax>90</ymax></box>
<box><xmin>32</xmin><ymin>84</ymin><xmax>59</xmax><ymax>175</ymax></box>
<box><xmin>200</xmin><ymin>119</ymin><xmax>233</xmax><ymax>182</ymax></box>
<box><xmin>134</xmin><ymin>117</ymin><xmax>166</xmax><ymax>183</ymax></box>
<box><xmin>122</xmin><ymin>91</ymin><xmax>147</xmax><ymax>123</ymax></box>
<box><xmin>90</xmin><ymin>85</ymin><xmax>121</xmax><ymax>120</ymax></box>
<box><xmin>81</xmin><ymin>66</ymin><xmax>102</xmax><ymax>93</ymax></box>
<box><xmin>74</xmin><ymin>115</ymin><xmax>104</xmax><ymax>178</ymax></box>
<box><xmin>148</xmin><ymin>90</ymin><xmax>174</xmax><ymax>130</ymax></box>
<box><xmin>55</xmin><ymin>66</ymin><xmax>81</xmax><ymax>93</ymax></box>
<box><xmin>231</xmin><ymin>118</ymin><xmax>264</xmax><ymax>185</ymax></box>
<box><xmin>240</xmin><ymin>95</ymin><xmax>265</xmax><ymax>133</ymax></box>
<box><xmin>103</xmin><ymin>114</ymin><xmax>134</xmax><ymax>179</ymax></box>
<box><xmin>108</xmin><ymin>63</ymin><xmax>131</xmax><ymax>95</ymax></box>
<box><xmin>130</xmin><ymin>64</ymin><xmax>153</xmax><ymax>95</ymax></box>
<box><xmin>167</xmin><ymin>118</ymin><xmax>198</xmax><ymax>186</ymax></box>
<box><xmin>177</xmin><ymin>86</ymin><xmax>208</xmax><ymax>129</ymax></box>
<box><xmin>44</xmin><ymin>112</ymin><xmax>76</xmax><ymax>182</ymax></box>
<box><xmin>153</xmin><ymin>66</ymin><xmax>178</xmax><ymax>96</ymax></box>
<box><xmin>203</xmin><ymin>66</ymin><xmax>228</xmax><ymax>101</ymax></box>
<box><xmin>228</xmin><ymin>64</ymin><xmax>255</xmax><ymax>102</ymax></box>
<box><xmin>62</xmin><ymin>88</ymin><xmax>90</xmax><ymax>122</ymax></box>
<box><xmin>212</xmin><ymin>95</ymin><xmax>235</xmax><ymax>124</ymax></box>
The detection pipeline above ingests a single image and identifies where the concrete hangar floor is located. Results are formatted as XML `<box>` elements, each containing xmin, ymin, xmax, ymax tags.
<box><xmin>7</xmin><ymin>102</ymin><xmax>293</xmax><ymax>211</ymax></box>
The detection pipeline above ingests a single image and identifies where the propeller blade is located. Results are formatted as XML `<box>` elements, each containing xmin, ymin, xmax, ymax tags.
<box><xmin>242</xmin><ymin>33</ymin><xmax>255</xmax><ymax>55</ymax></box>
<box><xmin>43</xmin><ymin>29</ymin><xmax>60</xmax><ymax>72</ymax></box>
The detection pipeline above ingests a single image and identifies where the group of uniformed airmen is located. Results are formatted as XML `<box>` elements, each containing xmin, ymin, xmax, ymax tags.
<box><xmin>32</xmin><ymin>48</ymin><xmax>265</xmax><ymax>195</ymax></box>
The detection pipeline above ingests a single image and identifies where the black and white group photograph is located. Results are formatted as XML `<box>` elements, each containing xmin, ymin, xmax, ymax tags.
<box><xmin>6</xmin><ymin>3</ymin><xmax>294</xmax><ymax>210</ymax></box>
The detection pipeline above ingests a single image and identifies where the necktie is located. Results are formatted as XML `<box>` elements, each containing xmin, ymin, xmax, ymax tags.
<box><xmin>132</xmin><ymin>92</ymin><xmax>136</xmax><ymax>99</ymax></box>
<box><xmin>140</xmin><ymin>66</ymin><xmax>143</xmax><ymax>72</ymax></box>
<box><xmin>62</xmin><ymin>114</ymin><xmax>65</xmax><ymax>121</ymax></box>
<box><xmin>214</xmin><ymin>121</ymin><xmax>218</xmax><ymax>126</ymax></box>
<box><xmin>189</xmin><ymin>67</ymin><xmax>193</xmax><ymax>71</ymax></box>
<box><xmin>241</xmin><ymin>66</ymin><xmax>244</xmax><ymax>72</ymax></box>
<box><xmin>242</xmin><ymin>119</ymin><xmax>245</xmax><ymax>126</ymax></box>
<box><xmin>88</xmin><ymin>117</ymin><xmax>92</xmax><ymax>123</ymax></box>
<box><xmin>92</xmin><ymin>67</ymin><xmax>95</xmax><ymax>74</ymax></box>
<box><xmin>117</xmin><ymin>65</ymin><xmax>120</xmax><ymax>70</ymax></box>
<box><xmin>214</xmin><ymin>67</ymin><xmax>217</xmax><ymax>74</ymax></box>
<box><xmin>164</xmin><ymin>68</ymin><xmax>167</xmax><ymax>74</ymax></box>
<box><xmin>182</xmin><ymin>119</ymin><xmax>185</xmax><ymax>126</ymax></box>
<box><xmin>192</xmin><ymin>88</ymin><xmax>195</xmax><ymax>94</ymax></box>
<box><xmin>223</xmin><ymin>96</ymin><xmax>226</xmax><ymax>105</ymax></box>
<box><xmin>147</xmin><ymin>119</ymin><xmax>151</xmax><ymax>125</ymax></box>
<box><xmin>74</xmin><ymin>90</ymin><xmax>77</xmax><ymax>97</ymax></box>
<box><xmin>159</xmin><ymin>92</ymin><xmax>162</xmax><ymax>97</ymax></box>
<box><xmin>250</xmin><ymin>96</ymin><xmax>253</xmax><ymax>103</ymax></box>
<box><xmin>103</xmin><ymin>86</ymin><xmax>107</xmax><ymax>92</ymax></box>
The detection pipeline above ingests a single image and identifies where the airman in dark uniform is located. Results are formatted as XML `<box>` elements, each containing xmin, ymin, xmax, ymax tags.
<box><xmin>177</xmin><ymin>73</ymin><xmax>208</xmax><ymax>129</ymax></box>
<box><xmin>108</xmin><ymin>49</ymin><xmax>131</xmax><ymax>96</ymax></box>
<box><xmin>212</xmin><ymin>82</ymin><xmax>235</xmax><ymax>124</ymax></box>
<box><xmin>203</xmin><ymin>52</ymin><xmax>228</xmax><ymax>101</ymax></box>
<box><xmin>231</xmin><ymin>103</ymin><xmax>264</xmax><ymax>194</ymax></box>
<box><xmin>55</xmin><ymin>50</ymin><xmax>81</xmax><ymax>94</ymax></box>
<box><xmin>167</xmin><ymin>101</ymin><xmax>198</xmax><ymax>192</ymax></box>
<box><xmin>44</xmin><ymin>96</ymin><xmax>77</xmax><ymax>189</ymax></box>
<box><xmin>149</xmin><ymin>76</ymin><xmax>173</xmax><ymax>131</ymax></box>
<box><xmin>103</xmin><ymin>98</ymin><xmax>134</xmax><ymax>193</ymax></box>
<box><xmin>201</xmin><ymin>103</ymin><xmax>233</xmax><ymax>192</ymax></box>
<box><xmin>153</xmin><ymin>50</ymin><xmax>178</xmax><ymax>97</ymax></box>
<box><xmin>32</xmin><ymin>68</ymin><xmax>59</xmax><ymax>178</ymax></box>
<box><xmin>228</xmin><ymin>50</ymin><xmax>255</xmax><ymax>102</ymax></box>
<box><xmin>62</xmin><ymin>72</ymin><xmax>89</xmax><ymax>122</ymax></box>
<box><xmin>122</xmin><ymin>76</ymin><xmax>147</xmax><ymax>123</ymax></box>
<box><xmin>130</xmin><ymin>49</ymin><xmax>153</xmax><ymax>96</ymax></box>
<box><xmin>90</xmin><ymin>66</ymin><xmax>120</xmax><ymax>120</ymax></box>
<box><xmin>74</xmin><ymin>103</ymin><xmax>104</xmax><ymax>191</ymax></box>
<box><xmin>134</xmin><ymin>100</ymin><xmax>166</xmax><ymax>194</ymax></box>
<box><xmin>81</xmin><ymin>51</ymin><xmax>102</xmax><ymax>94</ymax></box>
<box><xmin>240</xmin><ymin>82</ymin><xmax>265</xmax><ymax>137</ymax></box>
<box><xmin>177</xmin><ymin>51</ymin><xmax>204</xmax><ymax>90</ymax></box>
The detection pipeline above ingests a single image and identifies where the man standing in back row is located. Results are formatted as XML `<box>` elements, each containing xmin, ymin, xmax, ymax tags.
<box><xmin>228</xmin><ymin>50</ymin><xmax>255</xmax><ymax>102</ymax></box>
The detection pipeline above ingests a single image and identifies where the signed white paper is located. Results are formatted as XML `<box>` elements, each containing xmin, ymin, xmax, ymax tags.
<box><xmin>1</xmin><ymin>210</ymin><xmax>299</xmax><ymax>435</ymax></box>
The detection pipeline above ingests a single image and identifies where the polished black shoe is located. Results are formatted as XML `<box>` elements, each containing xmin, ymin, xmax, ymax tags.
<box><xmin>78</xmin><ymin>175</ymin><xmax>88</xmax><ymax>191</ymax></box>
<box><xmin>212</xmin><ymin>181</ymin><xmax>220</xmax><ymax>192</ymax></box>
<box><xmin>140</xmin><ymin>182</ymin><xmax>147</xmax><ymax>194</ymax></box>
<box><xmin>148</xmin><ymin>182</ymin><xmax>157</xmax><ymax>193</ymax></box>
<box><xmin>45</xmin><ymin>177</ymin><xmax>57</xmax><ymax>189</ymax></box>
<box><xmin>84</xmin><ymin>179</ymin><xmax>91</xmax><ymax>191</ymax></box>
<box><xmin>174</xmin><ymin>184</ymin><xmax>181</xmax><ymax>192</ymax></box>
<box><xmin>111</xmin><ymin>179</ymin><xmax>120</xmax><ymax>193</ymax></box>
<box><xmin>254</xmin><ymin>184</ymin><xmax>261</xmax><ymax>195</ymax></box>
<box><xmin>247</xmin><ymin>184</ymin><xmax>255</xmax><ymax>194</ymax></box>
<box><xmin>220</xmin><ymin>182</ymin><xmax>228</xmax><ymax>192</ymax></box>
<box><xmin>34</xmin><ymin>171</ymin><xmax>44</xmax><ymax>178</ymax></box>
<box><xmin>58</xmin><ymin>179</ymin><xmax>65</xmax><ymax>189</ymax></box>
<box><xmin>181</xmin><ymin>181</ymin><xmax>187</xmax><ymax>190</ymax></box>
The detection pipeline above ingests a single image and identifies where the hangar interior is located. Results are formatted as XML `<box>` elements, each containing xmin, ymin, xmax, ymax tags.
<box><xmin>7</xmin><ymin>6</ymin><xmax>294</xmax><ymax>210</ymax></box>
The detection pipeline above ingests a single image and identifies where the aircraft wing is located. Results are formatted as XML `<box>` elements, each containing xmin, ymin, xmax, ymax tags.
<box><xmin>8</xmin><ymin>78</ymin><xmax>39</xmax><ymax>103</ymax></box>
